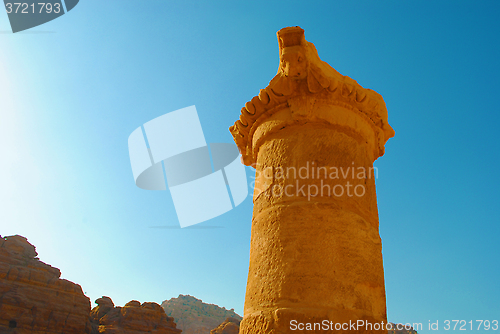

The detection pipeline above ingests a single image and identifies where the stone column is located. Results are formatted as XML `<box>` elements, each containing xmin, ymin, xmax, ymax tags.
<box><xmin>230</xmin><ymin>27</ymin><xmax>395</xmax><ymax>334</ymax></box>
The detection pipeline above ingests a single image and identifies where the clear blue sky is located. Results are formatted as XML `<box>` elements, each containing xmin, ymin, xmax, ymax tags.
<box><xmin>1</xmin><ymin>1</ymin><xmax>499</xmax><ymax>332</ymax></box>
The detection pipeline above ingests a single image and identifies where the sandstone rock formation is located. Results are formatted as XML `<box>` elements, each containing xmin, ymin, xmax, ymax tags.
<box><xmin>90</xmin><ymin>296</ymin><xmax>181</xmax><ymax>334</ymax></box>
<box><xmin>161</xmin><ymin>295</ymin><xmax>241</xmax><ymax>334</ymax></box>
<box><xmin>230</xmin><ymin>27</ymin><xmax>394</xmax><ymax>334</ymax></box>
<box><xmin>210</xmin><ymin>317</ymin><xmax>240</xmax><ymax>334</ymax></box>
<box><xmin>0</xmin><ymin>235</ymin><xmax>91</xmax><ymax>334</ymax></box>
<box><xmin>0</xmin><ymin>234</ymin><xmax>414</xmax><ymax>334</ymax></box>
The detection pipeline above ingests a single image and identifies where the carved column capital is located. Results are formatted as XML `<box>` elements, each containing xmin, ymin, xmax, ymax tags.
<box><xmin>229</xmin><ymin>26</ymin><xmax>395</xmax><ymax>166</ymax></box>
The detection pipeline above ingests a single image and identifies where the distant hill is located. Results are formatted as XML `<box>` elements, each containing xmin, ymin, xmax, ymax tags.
<box><xmin>161</xmin><ymin>295</ymin><xmax>242</xmax><ymax>334</ymax></box>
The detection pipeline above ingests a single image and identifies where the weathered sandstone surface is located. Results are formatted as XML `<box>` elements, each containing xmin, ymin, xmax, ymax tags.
<box><xmin>162</xmin><ymin>295</ymin><xmax>241</xmax><ymax>334</ymax></box>
<box><xmin>90</xmin><ymin>296</ymin><xmax>181</xmax><ymax>334</ymax></box>
<box><xmin>210</xmin><ymin>317</ymin><xmax>240</xmax><ymax>334</ymax></box>
<box><xmin>0</xmin><ymin>235</ymin><xmax>91</xmax><ymax>333</ymax></box>
<box><xmin>230</xmin><ymin>26</ymin><xmax>394</xmax><ymax>333</ymax></box>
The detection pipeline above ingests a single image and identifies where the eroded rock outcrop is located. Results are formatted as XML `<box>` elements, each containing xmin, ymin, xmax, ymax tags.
<box><xmin>162</xmin><ymin>295</ymin><xmax>241</xmax><ymax>334</ymax></box>
<box><xmin>210</xmin><ymin>317</ymin><xmax>240</xmax><ymax>334</ymax></box>
<box><xmin>0</xmin><ymin>235</ymin><xmax>91</xmax><ymax>333</ymax></box>
<box><xmin>90</xmin><ymin>296</ymin><xmax>181</xmax><ymax>334</ymax></box>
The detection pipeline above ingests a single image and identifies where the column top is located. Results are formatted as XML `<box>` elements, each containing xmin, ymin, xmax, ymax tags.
<box><xmin>230</xmin><ymin>26</ymin><xmax>395</xmax><ymax>166</ymax></box>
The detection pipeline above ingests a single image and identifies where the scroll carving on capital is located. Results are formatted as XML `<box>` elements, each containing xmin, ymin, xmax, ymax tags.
<box><xmin>230</xmin><ymin>26</ymin><xmax>395</xmax><ymax>166</ymax></box>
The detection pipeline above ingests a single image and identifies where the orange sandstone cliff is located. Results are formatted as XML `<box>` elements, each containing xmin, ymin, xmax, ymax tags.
<box><xmin>0</xmin><ymin>235</ymin><xmax>91</xmax><ymax>333</ymax></box>
<box><xmin>0</xmin><ymin>235</ymin><xmax>182</xmax><ymax>334</ymax></box>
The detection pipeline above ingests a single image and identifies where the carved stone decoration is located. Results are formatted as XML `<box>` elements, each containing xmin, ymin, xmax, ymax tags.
<box><xmin>230</xmin><ymin>27</ymin><xmax>394</xmax><ymax>334</ymax></box>
<box><xmin>230</xmin><ymin>26</ymin><xmax>394</xmax><ymax>167</ymax></box>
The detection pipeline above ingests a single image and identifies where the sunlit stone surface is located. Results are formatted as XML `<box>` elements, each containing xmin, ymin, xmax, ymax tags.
<box><xmin>230</xmin><ymin>26</ymin><xmax>395</xmax><ymax>334</ymax></box>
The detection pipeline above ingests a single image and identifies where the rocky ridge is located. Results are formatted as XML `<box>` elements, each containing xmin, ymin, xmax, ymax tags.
<box><xmin>162</xmin><ymin>295</ymin><xmax>242</xmax><ymax>334</ymax></box>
